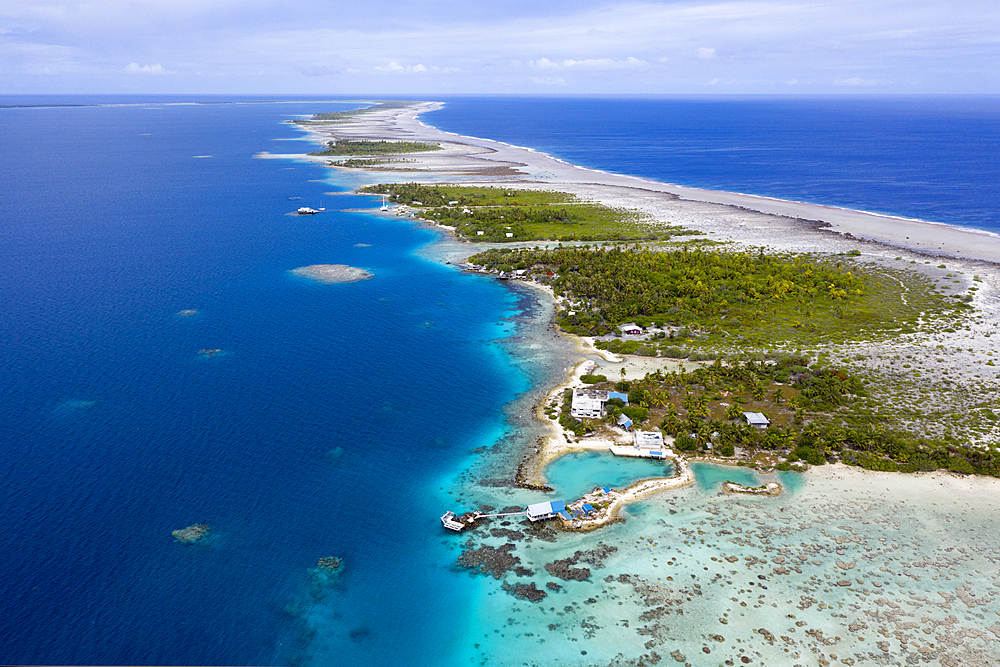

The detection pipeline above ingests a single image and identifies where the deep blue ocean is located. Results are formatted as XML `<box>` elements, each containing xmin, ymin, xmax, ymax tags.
<box><xmin>2</xmin><ymin>95</ymin><xmax>998</xmax><ymax>666</ymax></box>
<box><xmin>427</xmin><ymin>96</ymin><xmax>1000</xmax><ymax>232</ymax></box>
<box><xmin>0</xmin><ymin>99</ymin><xmax>546</xmax><ymax>666</ymax></box>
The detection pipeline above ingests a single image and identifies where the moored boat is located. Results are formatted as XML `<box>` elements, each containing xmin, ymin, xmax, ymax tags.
<box><xmin>441</xmin><ymin>510</ymin><xmax>468</xmax><ymax>531</ymax></box>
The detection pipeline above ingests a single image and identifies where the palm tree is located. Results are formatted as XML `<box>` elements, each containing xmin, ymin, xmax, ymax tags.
<box><xmin>771</xmin><ymin>427</ymin><xmax>796</xmax><ymax>450</ymax></box>
<box><xmin>648</xmin><ymin>388</ymin><xmax>667</xmax><ymax>409</ymax></box>
<box><xmin>661</xmin><ymin>412</ymin><xmax>682</xmax><ymax>436</ymax></box>
<box><xmin>694</xmin><ymin>394</ymin><xmax>710</xmax><ymax>419</ymax></box>
<box><xmin>823</xmin><ymin>424</ymin><xmax>847</xmax><ymax>450</ymax></box>
<box><xmin>682</xmin><ymin>391</ymin><xmax>697</xmax><ymax>414</ymax></box>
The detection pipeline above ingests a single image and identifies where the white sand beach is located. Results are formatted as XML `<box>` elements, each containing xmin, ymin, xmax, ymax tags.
<box><xmin>291</xmin><ymin>101</ymin><xmax>1000</xmax><ymax>264</ymax></box>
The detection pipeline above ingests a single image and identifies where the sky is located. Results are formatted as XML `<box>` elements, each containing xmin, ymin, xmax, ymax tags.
<box><xmin>2</xmin><ymin>0</ymin><xmax>999</xmax><ymax>95</ymax></box>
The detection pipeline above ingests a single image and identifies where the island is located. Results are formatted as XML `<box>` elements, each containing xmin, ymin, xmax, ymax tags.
<box><xmin>282</xmin><ymin>100</ymin><xmax>1000</xmax><ymax>664</ymax></box>
<box><xmin>291</xmin><ymin>100</ymin><xmax>1000</xmax><ymax>485</ymax></box>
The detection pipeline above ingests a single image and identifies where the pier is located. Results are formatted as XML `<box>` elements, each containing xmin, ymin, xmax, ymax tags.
<box><xmin>440</xmin><ymin>508</ymin><xmax>528</xmax><ymax>532</ymax></box>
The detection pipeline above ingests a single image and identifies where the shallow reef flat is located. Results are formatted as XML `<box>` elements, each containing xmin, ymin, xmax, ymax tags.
<box><xmin>289</xmin><ymin>264</ymin><xmax>373</xmax><ymax>284</ymax></box>
<box><xmin>452</xmin><ymin>464</ymin><xmax>1000</xmax><ymax>666</ymax></box>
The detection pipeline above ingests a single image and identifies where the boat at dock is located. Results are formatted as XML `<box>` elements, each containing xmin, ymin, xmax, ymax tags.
<box><xmin>441</xmin><ymin>510</ymin><xmax>481</xmax><ymax>531</ymax></box>
<box><xmin>440</xmin><ymin>507</ymin><xmax>528</xmax><ymax>531</ymax></box>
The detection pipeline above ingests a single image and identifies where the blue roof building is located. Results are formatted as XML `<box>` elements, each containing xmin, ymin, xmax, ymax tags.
<box><xmin>526</xmin><ymin>500</ymin><xmax>566</xmax><ymax>521</ymax></box>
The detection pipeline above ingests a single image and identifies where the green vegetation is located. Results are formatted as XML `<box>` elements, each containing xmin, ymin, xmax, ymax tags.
<box><xmin>580</xmin><ymin>374</ymin><xmax>608</xmax><ymax>384</ymax></box>
<box><xmin>334</xmin><ymin>158</ymin><xmax>415</xmax><ymax>168</ymax></box>
<box><xmin>516</xmin><ymin>243</ymin><xmax>996</xmax><ymax>475</ymax></box>
<box><xmin>309</xmin><ymin>140</ymin><xmax>441</xmax><ymax>156</ymax></box>
<box><xmin>576</xmin><ymin>356</ymin><xmax>1000</xmax><ymax>478</ymax></box>
<box><xmin>360</xmin><ymin>183</ymin><xmax>568</xmax><ymax>207</ymax></box>
<box><xmin>358</xmin><ymin>183</ymin><xmax>694</xmax><ymax>243</ymax></box>
<box><xmin>293</xmin><ymin>101</ymin><xmax>415</xmax><ymax>125</ymax></box>
<box><xmin>469</xmin><ymin>245</ymin><xmax>961</xmax><ymax>344</ymax></box>
<box><xmin>560</xmin><ymin>389</ymin><xmax>592</xmax><ymax>437</ymax></box>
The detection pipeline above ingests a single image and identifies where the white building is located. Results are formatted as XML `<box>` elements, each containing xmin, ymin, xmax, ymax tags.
<box><xmin>526</xmin><ymin>500</ymin><xmax>566</xmax><ymax>521</ymax></box>
<box><xmin>743</xmin><ymin>412</ymin><xmax>771</xmax><ymax>430</ymax></box>
<box><xmin>634</xmin><ymin>430</ymin><xmax>665</xmax><ymax>451</ymax></box>
<box><xmin>570</xmin><ymin>388</ymin><xmax>608</xmax><ymax>419</ymax></box>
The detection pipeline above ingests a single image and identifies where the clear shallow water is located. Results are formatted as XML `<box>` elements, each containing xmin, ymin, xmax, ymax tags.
<box><xmin>4</xmin><ymin>96</ymin><xmax>1000</xmax><ymax>667</ymax></box>
<box><xmin>427</xmin><ymin>96</ymin><xmax>1000</xmax><ymax>232</ymax></box>
<box><xmin>545</xmin><ymin>451</ymin><xmax>674</xmax><ymax>500</ymax></box>
<box><xmin>449</xmin><ymin>466</ymin><xmax>1000</xmax><ymax>667</ymax></box>
<box><xmin>691</xmin><ymin>461</ymin><xmax>762</xmax><ymax>492</ymax></box>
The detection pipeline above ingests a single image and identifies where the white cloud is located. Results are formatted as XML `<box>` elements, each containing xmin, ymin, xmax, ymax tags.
<box><xmin>374</xmin><ymin>61</ymin><xmax>459</xmax><ymax>74</ymax></box>
<box><xmin>528</xmin><ymin>56</ymin><xmax>649</xmax><ymax>70</ymax></box>
<box><xmin>529</xmin><ymin>57</ymin><xmax>560</xmax><ymax>70</ymax></box>
<box><xmin>124</xmin><ymin>62</ymin><xmax>170</xmax><ymax>75</ymax></box>
<box><xmin>3</xmin><ymin>0</ymin><xmax>1000</xmax><ymax>93</ymax></box>
<box><xmin>835</xmin><ymin>76</ymin><xmax>878</xmax><ymax>86</ymax></box>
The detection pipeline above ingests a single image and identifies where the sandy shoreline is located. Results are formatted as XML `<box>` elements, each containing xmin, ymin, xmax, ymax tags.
<box><xmin>277</xmin><ymin>108</ymin><xmax>1000</xmax><ymax>664</ymax></box>
<box><xmin>286</xmin><ymin>101</ymin><xmax>1000</xmax><ymax>265</ymax></box>
<box><xmin>285</xmin><ymin>101</ymin><xmax>1000</xmax><ymax>514</ymax></box>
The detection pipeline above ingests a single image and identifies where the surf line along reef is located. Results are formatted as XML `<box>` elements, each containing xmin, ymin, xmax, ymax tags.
<box><xmin>292</xmin><ymin>100</ymin><xmax>1000</xmax><ymax>509</ymax></box>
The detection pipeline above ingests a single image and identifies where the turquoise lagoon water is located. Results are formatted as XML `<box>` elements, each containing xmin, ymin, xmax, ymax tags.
<box><xmin>4</xmin><ymin>96</ymin><xmax>1000</xmax><ymax>667</ymax></box>
<box><xmin>690</xmin><ymin>461</ymin><xmax>762</xmax><ymax>493</ymax></box>
<box><xmin>545</xmin><ymin>451</ymin><xmax>674</xmax><ymax>500</ymax></box>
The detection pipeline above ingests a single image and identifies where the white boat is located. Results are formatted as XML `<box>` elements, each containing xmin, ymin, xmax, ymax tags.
<box><xmin>441</xmin><ymin>511</ymin><xmax>466</xmax><ymax>531</ymax></box>
<box><xmin>380</xmin><ymin>195</ymin><xmax>389</xmax><ymax>212</ymax></box>
<box><xmin>297</xmin><ymin>207</ymin><xmax>318</xmax><ymax>215</ymax></box>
